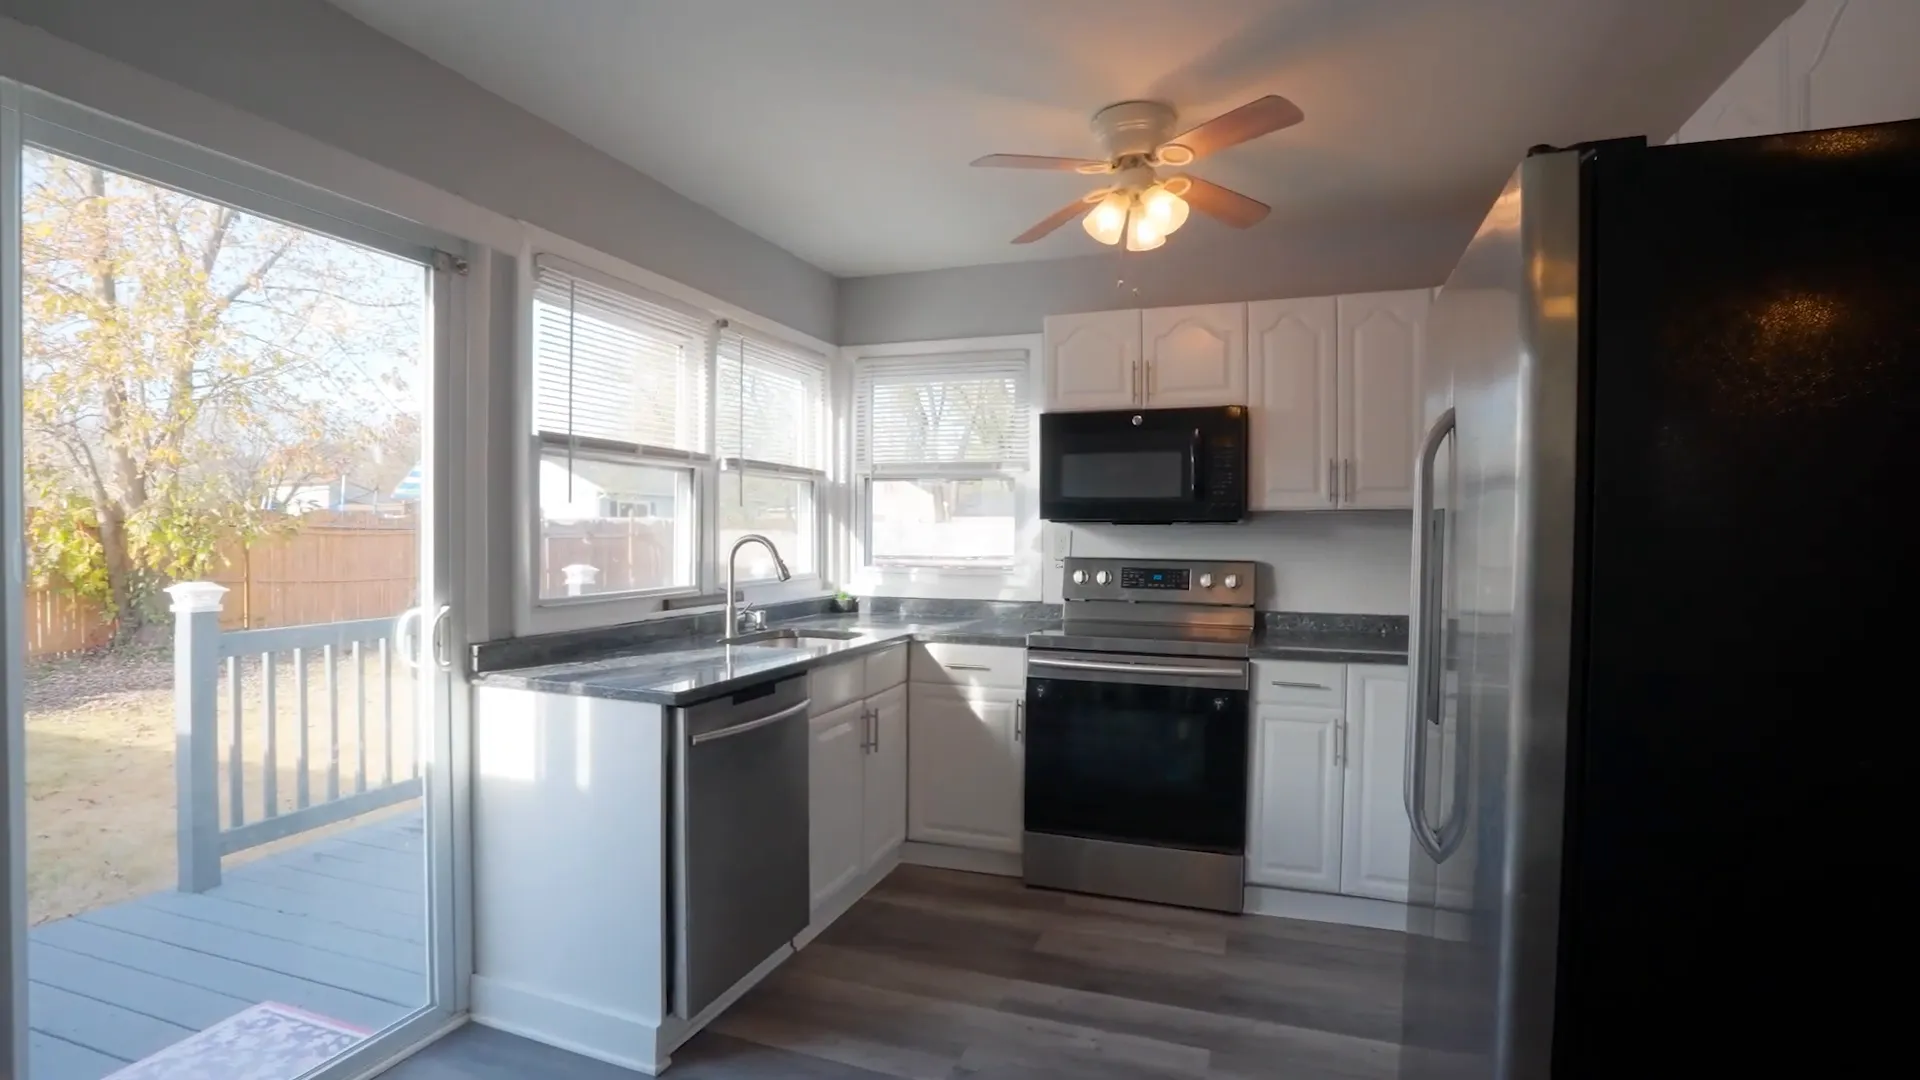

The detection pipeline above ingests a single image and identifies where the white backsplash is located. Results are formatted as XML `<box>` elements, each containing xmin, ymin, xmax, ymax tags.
<box><xmin>1045</xmin><ymin>512</ymin><xmax>1412</xmax><ymax>614</ymax></box>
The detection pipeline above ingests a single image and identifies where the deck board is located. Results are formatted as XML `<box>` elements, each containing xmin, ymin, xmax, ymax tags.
<box><xmin>27</xmin><ymin>814</ymin><xmax>429</xmax><ymax>1080</ymax></box>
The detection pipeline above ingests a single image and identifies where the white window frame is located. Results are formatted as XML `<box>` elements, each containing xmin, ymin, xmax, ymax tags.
<box><xmin>514</xmin><ymin>233</ymin><xmax>838</xmax><ymax>634</ymax></box>
<box><xmin>841</xmin><ymin>335</ymin><xmax>1043</xmax><ymax>602</ymax></box>
<box><xmin>714</xmin><ymin>322</ymin><xmax>831</xmax><ymax>597</ymax></box>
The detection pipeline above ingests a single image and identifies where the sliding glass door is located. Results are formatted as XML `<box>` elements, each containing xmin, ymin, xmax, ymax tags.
<box><xmin>1</xmin><ymin>80</ymin><xmax>467</xmax><ymax>1080</ymax></box>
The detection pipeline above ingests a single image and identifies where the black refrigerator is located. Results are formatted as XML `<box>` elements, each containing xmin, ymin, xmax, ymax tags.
<box><xmin>1400</xmin><ymin>119</ymin><xmax>1919</xmax><ymax>1078</ymax></box>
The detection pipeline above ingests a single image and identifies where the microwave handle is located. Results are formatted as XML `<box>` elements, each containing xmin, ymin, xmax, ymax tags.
<box><xmin>1189</xmin><ymin>428</ymin><xmax>1203</xmax><ymax>499</ymax></box>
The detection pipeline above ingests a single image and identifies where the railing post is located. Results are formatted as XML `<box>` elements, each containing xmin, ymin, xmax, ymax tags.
<box><xmin>562</xmin><ymin>563</ymin><xmax>600</xmax><ymax>597</ymax></box>
<box><xmin>168</xmin><ymin>581</ymin><xmax>227</xmax><ymax>893</ymax></box>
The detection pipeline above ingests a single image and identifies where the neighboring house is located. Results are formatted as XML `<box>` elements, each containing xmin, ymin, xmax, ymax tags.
<box><xmin>538</xmin><ymin>457</ymin><xmax>679</xmax><ymax>521</ymax></box>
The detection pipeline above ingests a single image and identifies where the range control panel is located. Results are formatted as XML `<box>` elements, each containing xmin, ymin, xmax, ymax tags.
<box><xmin>1061</xmin><ymin>557</ymin><xmax>1257</xmax><ymax>606</ymax></box>
<box><xmin>1120</xmin><ymin>567</ymin><xmax>1189</xmax><ymax>590</ymax></box>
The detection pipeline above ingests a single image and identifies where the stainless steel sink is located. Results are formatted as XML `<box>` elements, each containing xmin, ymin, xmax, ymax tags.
<box><xmin>719</xmin><ymin>627</ymin><xmax>863</xmax><ymax>648</ymax></box>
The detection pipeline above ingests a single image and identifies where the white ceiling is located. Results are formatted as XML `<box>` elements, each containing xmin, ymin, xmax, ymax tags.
<box><xmin>331</xmin><ymin>0</ymin><xmax>1791</xmax><ymax>277</ymax></box>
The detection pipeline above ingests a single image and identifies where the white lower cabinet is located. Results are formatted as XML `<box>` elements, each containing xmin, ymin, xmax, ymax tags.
<box><xmin>808</xmin><ymin>699</ymin><xmax>866</xmax><ymax>911</ymax></box>
<box><xmin>907</xmin><ymin>684</ymin><xmax>1024</xmax><ymax>853</ymax></box>
<box><xmin>1247</xmin><ymin>705</ymin><xmax>1344</xmax><ymax>893</ymax></box>
<box><xmin>1339</xmin><ymin>665</ymin><xmax>1413</xmax><ymax>902</ymax></box>
<box><xmin>809</xmin><ymin>650</ymin><xmax>910</xmax><ymax>917</ymax></box>
<box><xmin>1248</xmin><ymin>662</ymin><xmax>1416</xmax><ymax>911</ymax></box>
<box><xmin>861</xmin><ymin>685</ymin><xmax>908</xmax><ymax>871</ymax></box>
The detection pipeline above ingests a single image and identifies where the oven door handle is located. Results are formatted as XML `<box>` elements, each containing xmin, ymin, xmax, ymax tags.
<box><xmin>1027</xmin><ymin>655</ymin><xmax>1245</xmax><ymax>680</ymax></box>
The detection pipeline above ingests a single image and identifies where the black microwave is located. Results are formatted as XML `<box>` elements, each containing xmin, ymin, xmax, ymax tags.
<box><xmin>1039</xmin><ymin>406</ymin><xmax>1248</xmax><ymax>523</ymax></box>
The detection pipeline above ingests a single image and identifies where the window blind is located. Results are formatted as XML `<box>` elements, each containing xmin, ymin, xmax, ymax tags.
<box><xmin>532</xmin><ymin>257</ymin><xmax>715</xmax><ymax>455</ymax></box>
<box><xmin>715</xmin><ymin>328</ymin><xmax>827</xmax><ymax>470</ymax></box>
<box><xmin>854</xmin><ymin>351</ymin><xmax>1031</xmax><ymax>474</ymax></box>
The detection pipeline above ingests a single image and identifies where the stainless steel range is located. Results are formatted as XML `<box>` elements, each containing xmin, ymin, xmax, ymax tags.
<box><xmin>1022</xmin><ymin>556</ymin><xmax>1256</xmax><ymax>913</ymax></box>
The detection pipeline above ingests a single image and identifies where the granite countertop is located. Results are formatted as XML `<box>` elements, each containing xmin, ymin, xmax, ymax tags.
<box><xmin>472</xmin><ymin>608</ymin><xmax>1403</xmax><ymax>707</ymax></box>
<box><xmin>473</xmin><ymin>611</ymin><xmax>1057</xmax><ymax>707</ymax></box>
<box><xmin>1250</xmin><ymin>630</ymin><xmax>1408</xmax><ymax>665</ymax></box>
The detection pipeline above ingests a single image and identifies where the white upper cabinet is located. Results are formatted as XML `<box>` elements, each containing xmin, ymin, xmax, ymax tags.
<box><xmin>1141</xmin><ymin>303</ymin><xmax>1248</xmax><ymax>407</ymax></box>
<box><xmin>1339</xmin><ymin>665</ymin><xmax>1413</xmax><ymax>903</ymax></box>
<box><xmin>1247</xmin><ymin>297</ymin><xmax>1338</xmax><ymax>509</ymax></box>
<box><xmin>861</xmin><ymin>684</ymin><xmax>908</xmax><ymax>872</ymax></box>
<box><xmin>1044</xmin><ymin>310</ymin><xmax>1142</xmax><ymax>411</ymax></box>
<box><xmin>1675</xmin><ymin>0</ymin><xmax>1920</xmax><ymax>145</ymax></box>
<box><xmin>1248</xmin><ymin>704</ymin><xmax>1345</xmax><ymax>893</ymax></box>
<box><xmin>1338</xmin><ymin>290</ymin><xmax>1429</xmax><ymax>509</ymax></box>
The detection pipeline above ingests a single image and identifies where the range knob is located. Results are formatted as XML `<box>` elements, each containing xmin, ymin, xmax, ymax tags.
<box><xmin>1070</xmin><ymin>569</ymin><xmax>1088</xmax><ymax>585</ymax></box>
<box><xmin>1094</xmin><ymin>570</ymin><xmax>1112</xmax><ymax>585</ymax></box>
<box><xmin>1198</xmin><ymin>573</ymin><xmax>1214</xmax><ymax>588</ymax></box>
<box><xmin>1223</xmin><ymin>573</ymin><xmax>1241</xmax><ymax>589</ymax></box>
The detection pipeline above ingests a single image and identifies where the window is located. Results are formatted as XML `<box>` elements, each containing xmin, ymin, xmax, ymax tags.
<box><xmin>532</xmin><ymin>257</ymin><xmax>714</xmax><ymax>600</ymax></box>
<box><xmin>716</xmin><ymin>327</ymin><xmax>828</xmax><ymax>581</ymax></box>
<box><xmin>855</xmin><ymin>351</ymin><xmax>1031</xmax><ymax>569</ymax></box>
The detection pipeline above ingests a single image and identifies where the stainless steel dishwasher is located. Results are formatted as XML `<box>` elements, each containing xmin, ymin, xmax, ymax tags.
<box><xmin>670</xmin><ymin>674</ymin><xmax>810</xmax><ymax>1019</ymax></box>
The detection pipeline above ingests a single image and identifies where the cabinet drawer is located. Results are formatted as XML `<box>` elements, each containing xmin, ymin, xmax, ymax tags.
<box><xmin>1254</xmin><ymin>660</ymin><xmax>1345</xmax><ymax>708</ymax></box>
<box><xmin>911</xmin><ymin>642</ymin><xmax>1025</xmax><ymax>690</ymax></box>
<box><xmin>864</xmin><ymin>643</ymin><xmax>907</xmax><ymax>695</ymax></box>
<box><xmin>809</xmin><ymin>657</ymin><xmax>865</xmax><ymax>715</ymax></box>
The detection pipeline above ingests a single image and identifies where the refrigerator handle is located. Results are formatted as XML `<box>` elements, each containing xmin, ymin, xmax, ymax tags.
<box><xmin>1404</xmin><ymin>407</ymin><xmax>1455</xmax><ymax>863</ymax></box>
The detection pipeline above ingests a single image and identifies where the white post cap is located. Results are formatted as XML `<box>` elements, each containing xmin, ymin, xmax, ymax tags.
<box><xmin>165</xmin><ymin>582</ymin><xmax>229</xmax><ymax>614</ymax></box>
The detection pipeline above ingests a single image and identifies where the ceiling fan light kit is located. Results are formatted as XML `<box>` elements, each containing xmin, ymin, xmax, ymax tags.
<box><xmin>976</xmin><ymin>94</ymin><xmax>1303</xmax><ymax>249</ymax></box>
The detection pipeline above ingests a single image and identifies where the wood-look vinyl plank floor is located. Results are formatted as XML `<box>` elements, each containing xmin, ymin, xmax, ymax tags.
<box><xmin>393</xmin><ymin>864</ymin><xmax>1407</xmax><ymax>1078</ymax></box>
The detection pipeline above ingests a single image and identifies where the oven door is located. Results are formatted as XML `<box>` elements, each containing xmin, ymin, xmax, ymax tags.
<box><xmin>1023</xmin><ymin>650</ymin><xmax>1250</xmax><ymax>853</ymax></box>
<box><xmin>1039</xmin><ymin>407</ymin><xmax>1246</xmax><ymax>523</ymax></box>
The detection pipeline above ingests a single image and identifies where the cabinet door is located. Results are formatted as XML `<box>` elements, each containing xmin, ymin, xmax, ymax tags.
<box><xmin>1337</xmin><ymin>290</ymin><xmax>1429</xmax><ymax>509</ymax></box>
<box><xmin>1340</xmin><ymin>665</ymin><xmax>1412</xmax><ymax>902</ymax></box>
<box><xmin>1248</xmin><ymin>705</ymin><xmax>1345</xmax><ymax>893</ymax></box>
<box><xmin>1247</xmin><ymin>297</ymin><xmax>1338</xmax><ymax>509</ymax></box>
<box><xmin>1044</xmin><ymin>310</ymin><xmax>1141</xmax><ymax>411</ymax></box>
<box><xmin>862</xmin><ymin>685</ymin><xmax>908</xmax><ymax>871</ymax></box>
<box><xmin>809</xmin><ymin>700</ymin><xmax>866</xmax><ymax>912</ymax></box>
<box><xmin>1142</xmin><ymin>303</ymin><xmax>1248</xmax><ymax>407</ymax></box>
<box><xmin>907</xmin><ymin>685</ymin><xmax>1024</xmax><ymax>853</ymax></box>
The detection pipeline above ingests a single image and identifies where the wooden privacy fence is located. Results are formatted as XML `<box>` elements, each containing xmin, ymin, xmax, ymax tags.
<box><xmin>26</xmin><ymin>513</ymin><xmax>419</xmax><ymax>658</ymax></box>
<box><xmin>167</xmin><ymin>581</ymin><xmax>421</xmax><ymax>893</ymax></box>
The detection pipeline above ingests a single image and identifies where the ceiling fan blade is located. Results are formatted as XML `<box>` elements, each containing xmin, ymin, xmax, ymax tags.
<box><xmin>1162</xmin><ymin>94</ymin><xmax>1304</xmax><ymax>161</ymax></box>
<box><xmin>972</xmin><ymin>153</ymin><xmax>1107</xmax><ymax>171</ymax></box>
<box><xmin>1177</xmin><ymin>176</ymin><xmax>1270</xmax><ymax>228</ymax></box>
<box><xmin>1012</xmin><ymin>198</ymin><xmax>1091</xmax><ymax>244</ymax></box>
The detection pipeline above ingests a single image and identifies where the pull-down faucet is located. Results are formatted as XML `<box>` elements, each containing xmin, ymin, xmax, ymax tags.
<box><xmin>725</xmin><ymin>534</ymin><xmax>792</xmax><ymax>638</ymax></box>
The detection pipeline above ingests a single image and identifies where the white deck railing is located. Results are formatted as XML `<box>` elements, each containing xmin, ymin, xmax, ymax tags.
<box><xmin>166</xmin><ymin>582</ymin><xmax>422</xmax><ymax>893</ymax></box>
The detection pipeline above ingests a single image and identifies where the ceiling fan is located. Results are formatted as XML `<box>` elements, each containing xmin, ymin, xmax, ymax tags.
<box><xmin>974</xmin><ymin>95</ymin><xmax>1303</xmax><ymax>251</ymax></box>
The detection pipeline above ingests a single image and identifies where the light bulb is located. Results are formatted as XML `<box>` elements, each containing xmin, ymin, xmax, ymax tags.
<box><xmin>1143</xmin><ymin>184</ymin><xmax>1190</xmax><ymax>235</ymax></box>
<box><xmin>1127</xmin><ymin>213</ymin><xmax>1165</xmax><ymax>252</ymax></box>
<box><xmin>1081</xmin><ymin>191</ymin><xmax>1129</xmax><ymax>246</ymax></box>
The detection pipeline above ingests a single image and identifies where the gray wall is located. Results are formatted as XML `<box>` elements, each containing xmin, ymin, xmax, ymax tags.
<box><xmin>837</xmin><ymin>211</ymin><xmax>1476</xmax><ymax>345</ymax></box>
<box><xmin>0</xmin><ymin>0</ymin><xmax>838</xmax><ymax>342</ymax></box>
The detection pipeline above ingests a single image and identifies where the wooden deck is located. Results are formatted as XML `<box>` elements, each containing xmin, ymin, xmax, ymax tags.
<box><xmin>26</xmin><ymin>814</ymin><xmax>428</xmax><ymax>1080</ymax></box>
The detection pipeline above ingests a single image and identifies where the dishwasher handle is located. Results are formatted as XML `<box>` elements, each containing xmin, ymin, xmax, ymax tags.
<box><xmin>689</xmin><ymin>700</ymin><xmax>809</xmax><ymax>746</ymax></box>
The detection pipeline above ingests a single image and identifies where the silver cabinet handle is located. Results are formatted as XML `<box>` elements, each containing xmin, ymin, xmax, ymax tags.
<box><xmin>870</xmin><ymin>706</ymin><xmax>880</xmax><ymax>754</ymax></box>
<box><xmin>1014</xmin><ymin>700</ymin><xmax>1024</xmax><ymax>742</ymax></box>
<box><xmin>1404</xmin><ymin>408</ymin><xmax>1458</xmax><ymax>862</ymax></box>
<box><xmin>691</xmin><ymin>700</ymin><xmax>809</xmax><ymax>746</ymax></box>
<box><xmin>1270</xmin><ymin>680</ymin><xmax>1331</xmax><ymax>691</ymax></box>
<box><xmin>1328</xmin><ymin>458</ymin><xmax>1337</xmax><ymax>505</ymax></box>
<box><xmin>1334</xmin><ymin>719</ymin><xmax>1347</xmax><ymax>767</ymax></box>
<box><xmin>946</xmin><ymin>663</ymin><xmax>992</xmax><ymax>672</ymax></box>
<box><xmin>1130</xmin><ymin>359</ymin><xmax>1140</xmax><ymax>403</ymax></box>
<box><xmin>1145</xmin><ymin>358</ymin><xmax>1154</xmax><ymax>400</ymax></box>
<box><xmin>1029</xmin><ymin>655</ymin><xmax>1245</xmax><ymax>679</ymax></box>
<box><xmin>858</xmin><ymin>706</ymin><xmax>873</xmax><ymax>751</ymax></box>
